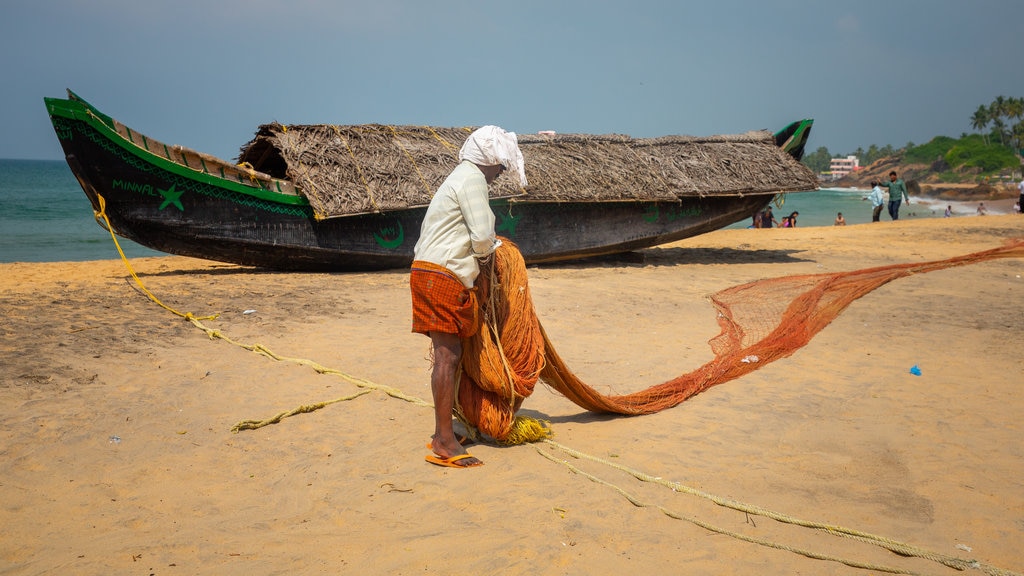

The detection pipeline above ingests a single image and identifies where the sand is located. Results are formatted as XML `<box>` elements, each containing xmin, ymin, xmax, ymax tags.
<box><xmin>2</xmin><ymin>214</ymin><xmax>1022</xmax><ymax>575</ymax></box>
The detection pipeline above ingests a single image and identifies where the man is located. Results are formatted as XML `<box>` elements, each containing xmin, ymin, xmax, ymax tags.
<box><xmin>410</xmin><ymin>125</ymin><xmax>527</xmax><ymax>469</ymax></box>
<box><xmin>758</xmin><ymin>205</ymin><xmax>778</xmax><ymax>228</ymax></box>
<box><xmin>867</xmin><ymin>181</ymin><xmax>885</xmax><ymax>222</ymax></box>
<box><xmin>878</xmin><ymin>171</ymin><xmax>910</xmax><ymax>220</ymax></box>
<box><xmin>1018</xmin><ymin>179</ymin><xmax>1024</xmax><ymax>214</ymax></box>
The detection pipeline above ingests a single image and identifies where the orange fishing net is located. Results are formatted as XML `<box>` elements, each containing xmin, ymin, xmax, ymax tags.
<box><xmin>456</xmin><ymin>238</ymin><xmax>1024</xmax><ymax>442</ymax></box>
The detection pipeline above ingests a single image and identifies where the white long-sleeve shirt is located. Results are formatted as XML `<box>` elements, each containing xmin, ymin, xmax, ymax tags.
<box><xmin>413</xmin><ymin>161</ymin><xmax>499</xmax><ymax>287</ymax></box>
<box><xmin>868</xmin><ymin>186</ymin><xmax>884</xmax><ymax>207</ymax></box>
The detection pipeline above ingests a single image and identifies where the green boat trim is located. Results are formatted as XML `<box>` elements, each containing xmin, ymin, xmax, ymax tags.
<box><xmin>45</xmin><ymin>91</ymin><xmax>310</xmax><ymax>208</ymax></box>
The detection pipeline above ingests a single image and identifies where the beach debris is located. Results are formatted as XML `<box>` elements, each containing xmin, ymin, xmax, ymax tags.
<box><xmin>741</xmin><ymin>355</ymin><xmax>760</xmax><ymax>363</ymax></box>
<box><xmin>108</xmin><ymin>435</ymin><xmax>121</xmax><ymax>444</ymax></box>
<box><xmin>956</xmin><ymin>543</ymin><xmax>973</xmax><ymax>552</ymax></box>
<box><xmin>380</xmin><ymin>482</ymin><xmax>414</xmax><ymax>493</ymax></box>
<box><xmin>243</xmin><ymin>309</ymin><xmax>257</xmax><ymax>315</ymax></box>
<box><xmin>909</xmin><ymin>365</ymin><xmax>922</xmax><ymax>376</ymax></box>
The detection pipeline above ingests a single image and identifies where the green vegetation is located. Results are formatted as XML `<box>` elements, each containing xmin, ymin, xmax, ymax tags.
<box><xmin>903</xmin><ymin>135</ymin><xmax>960</xmax><ymax>164</ymax></box>
<box><xmin>800</xmin><ymin>146</ymin><xmax>833</xmax><ymax>174</ymax></box>
<box><xmin>804</xmin><ymin>95</ymin><xmax>1024</xmax><ymax>180</ymax></box>
<box><xmin>942</xmin><ymin>136</ymin><xmax>1018</xmax><ymax>172</ymax></box>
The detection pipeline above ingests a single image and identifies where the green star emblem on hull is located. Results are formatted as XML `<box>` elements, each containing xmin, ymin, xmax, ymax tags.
<box><xmin>496</xmin><ymin>212</ymin><xmax>520</xmax><ymax>236</ymax></box>
<box><xmin>158</xmin><ymin>184</ymin><xmax>184</xmax><ymax>211</ymax></box>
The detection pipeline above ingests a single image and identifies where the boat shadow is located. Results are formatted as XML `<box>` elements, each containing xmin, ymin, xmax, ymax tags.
<box><xmin>128</xmin><ymin>246</ymin><xmax>809</xmax><ymax>278</ymax></box>
<box><xmin>533</xmin><ymin>246</ymin><xmax>811</xmax><ymax>269</ymax></box>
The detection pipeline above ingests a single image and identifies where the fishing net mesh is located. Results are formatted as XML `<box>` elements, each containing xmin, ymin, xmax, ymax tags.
<box><xmin>455</xmin><ymin>238</ymin><xmax>1024</xmax><ymax>443</ymax></box>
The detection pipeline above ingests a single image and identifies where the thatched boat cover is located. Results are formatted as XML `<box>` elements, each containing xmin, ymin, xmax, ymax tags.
<box><xmin>237</xmin><ymin>124</ymin><xmax>818</xmax><ymax>219</ymax></box>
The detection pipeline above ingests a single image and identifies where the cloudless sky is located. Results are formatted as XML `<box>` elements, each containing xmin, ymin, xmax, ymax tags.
<box><xmin>3</xmin><ymin>0</ymin><xmax>1023</xmax><ymax>161</ymax></box>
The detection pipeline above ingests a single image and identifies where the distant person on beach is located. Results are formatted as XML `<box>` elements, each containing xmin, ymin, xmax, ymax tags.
<box><xmin>945</xmin><ymin>205</ymin><xmax>952</xmax><ymax>218</ymax></box>
<box><xmin>410</xmin><ymin>125</ymin><xmax>526</xmax><ymax>469</ymax></box>
<box><xmin>878</xmin><ymin>171</ymin><xmax>910</xmax><ymax>220</ymax></box>
<box><xmin>867</xmin><ymin>181</ymin><xmax>885</xmax><ymax>222</ymax></box>
<box><xmin>834</xmin><ymin>212</ymin><xmax>846</xmax><ymax>226</ymax></box>
<box><xmin>783</xmin><ymin>211</ymin><xmax>799</xmax><ymax>227</ymax></box>
<box><xmin>977</xmin><ymin>202</ymin><xmax>987</xmax><ymax>216</ymax></box>
<box><xmin>1018</xmin><ymin>179</ymin><xmax>1024</xmax><ymax>213</ymax></box>
<box><xmin>757</xmin><ymin>206</ymin><xmax>778</xmax><ymax>229</ymax></box>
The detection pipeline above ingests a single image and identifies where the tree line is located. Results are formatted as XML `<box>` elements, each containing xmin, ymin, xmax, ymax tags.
<box><xmin>970</xmin><ymin>95</ymin><xmax>1024</xmax><ymax>148</ymax></box>
<box><xmin>802</xmin><ymin>95</ymin><xmax>1024</xmax><ymax>175</ymax></box>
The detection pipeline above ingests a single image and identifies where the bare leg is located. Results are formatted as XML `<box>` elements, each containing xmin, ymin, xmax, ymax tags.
<box><xmin>427</xmin><ymin>331</ymin><xmax>481</xmax><ymax>466</ymax></box>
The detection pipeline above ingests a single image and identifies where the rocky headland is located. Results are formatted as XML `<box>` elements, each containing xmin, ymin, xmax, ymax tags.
<box><xmin>833</xmin><ymin>154</ymin><xmax>1019</xmax><ymax>201</ymax></box>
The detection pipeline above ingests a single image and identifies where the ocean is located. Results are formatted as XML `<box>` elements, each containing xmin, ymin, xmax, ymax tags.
<box><xmin>722</xmin><ymin>185</ymin><xmax>995</xmax><ymax>230</ymax></box>
<box><xmin>0</xmin><ymin>159</ymin><xmax>1003</xmax><ymax>264</ymax></box>
<box><xmin>0</xmin><ymin>159</ymin><xmax>162</xmax><ymax>263</ymax></box>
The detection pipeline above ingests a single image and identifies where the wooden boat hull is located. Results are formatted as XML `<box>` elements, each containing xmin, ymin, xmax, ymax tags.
<box><xmin>46</xmin><ymin>95</ymin><xmax>808</xmax><ymax>271</ymax></box>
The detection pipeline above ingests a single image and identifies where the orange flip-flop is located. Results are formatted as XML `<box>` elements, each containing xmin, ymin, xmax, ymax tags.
<box><xmin>425</xmin><ymin>453</ymin><xmax>483</xmax><ymax>468</ymax></box>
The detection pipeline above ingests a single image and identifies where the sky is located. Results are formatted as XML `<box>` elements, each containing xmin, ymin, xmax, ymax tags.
<box><xmin>3</xmin><ymin>0</ymin><xmax>1023</xmax><ymax>162</ymax></box>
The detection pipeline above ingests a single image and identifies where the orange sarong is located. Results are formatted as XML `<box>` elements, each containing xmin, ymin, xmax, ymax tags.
<box><xmin>410</xmin><ymin>261</ymin><xmax>479</xmax><ymax>338</ymax></box>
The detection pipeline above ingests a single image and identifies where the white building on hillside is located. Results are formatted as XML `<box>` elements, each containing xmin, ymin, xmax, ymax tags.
<box><xmin>829</xmin><ymin>155</ymin><xmax>860</xmax><ymax>178</ymax></box>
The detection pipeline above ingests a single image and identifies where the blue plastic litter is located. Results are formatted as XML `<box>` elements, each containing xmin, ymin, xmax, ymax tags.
<box><xmin>909</xmin><ymin>365</ymin><xmax>922</xmax><ymax>376</ymax></box>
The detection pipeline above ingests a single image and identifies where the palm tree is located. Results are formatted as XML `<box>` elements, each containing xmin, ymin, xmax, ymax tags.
<box><xmin>992</xmin><ymin>96</ymin><xmax>1008</xmax><ymax>116</ymax></box>
<box><xmin>866</xmin><ymin>144</ymin><xmax>880</xmax><ymax>165</ymax></box>
<box><xmin>992</xmin><ymin>118</ymin><xmax>1008</xmax><ymax>146</ymax></box>
<box><xmin>970</xmin><ymin>104</ymin><xmax>990</xmax><ymax>145</ymax></box>
<box><xmin>1005</xmin><ymin>97</ymin><xmax>1024</xmax><ymax>152</ymax></box>
<box><xmin>991</xmin><ymin>96</ymin><xmax>1009</xmax><ymax>145</ymax></box>
<box><xmin>1012</xmin><ymin>122</ymin><xmax>1024</xmax><ymax>156</ymax></box>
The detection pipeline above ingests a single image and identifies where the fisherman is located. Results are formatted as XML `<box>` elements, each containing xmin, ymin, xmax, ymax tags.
<box><xmin>410</xmin><ymin>125</ymin><xmax>527</xmax><ymax>469</ymax></box>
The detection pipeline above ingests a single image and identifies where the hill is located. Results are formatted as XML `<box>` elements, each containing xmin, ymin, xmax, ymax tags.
<box><xmin>832</xmin><ymin>153</ymin><xmax>1020</xmax><ymax>201</ymax></box>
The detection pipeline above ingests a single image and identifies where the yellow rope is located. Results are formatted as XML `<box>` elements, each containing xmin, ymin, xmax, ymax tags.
<box><xmin>236</xmin><ymin>161</ymin><xmax>262</xmax><ymax>186</ymax></box>
<box><xmin>424</xmin><ymin>126</ymin><xmax>462</xmax><ymax>153</ymax></box>
<box><xmin>95</xmin><ymin>218</ymin><xmax>1019</xmax><ymax>576</ymax></box>
<box><xmin>331</xmin><ymin>125</ymin><xmax>380</xmax><ymax>212</ymax></box>
<box><xmin>534</xmin><ymin>448</ymin><xmax>928</xmax><ymax>576</ymax></box>
<box><xmin>276</xmin><ymin>129</ymin><xmax>327</xmax><ymax>220</ymax></box>
<box><xmin>452</xmin><ymin>261</ymin><xmax>552</xmax><ymax>444</ymax></box>
<box><xmin>387</xmin><ymin>125</ymin><xmax>434</xmax><ymax>198</ymax></box>
<box><xmin>541</xmin><ymin>440</ymin><xmax>1015</xmax><ymax>576</ymax></box>
<box><xmin>500</xmin><ymin>415</ymin><xmax>551</xmax><ymax>445</ymax></box>
<box><xmin>94</xmin><ymin>194</ymin><xmax>218</xmax><ymax>322</ymax></box>
<box><xmin>178</xmin><ymin>315</ymin><xmax>433</xmax><ymax>420</ymax></box>
<box><xmin>486</xmin><ymin>260</ymin><xmax>522</xmax><ymax>408</ymax></box>
<box><xmin>231</xmin><ymin>389</ymin><xmax>373</xmax><ymax>432</ymax></box>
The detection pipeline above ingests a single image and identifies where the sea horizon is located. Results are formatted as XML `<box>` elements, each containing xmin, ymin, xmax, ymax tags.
<box><xmin>0</xmin><ymin>158</ymin><xmax>1011</xmax><ymax>265</ymax></box>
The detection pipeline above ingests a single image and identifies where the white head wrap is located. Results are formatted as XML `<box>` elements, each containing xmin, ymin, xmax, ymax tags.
<box><xmin>458</xmin><ymin>125</ymin><xmax>528</xmax><ymax>186</ymax></box>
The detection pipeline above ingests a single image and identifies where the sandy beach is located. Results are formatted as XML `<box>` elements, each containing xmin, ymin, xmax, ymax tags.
<box><xmin>2</xmin><ymin>214</ymin><xmax>1023</xmax><ymax>575</ymax></box>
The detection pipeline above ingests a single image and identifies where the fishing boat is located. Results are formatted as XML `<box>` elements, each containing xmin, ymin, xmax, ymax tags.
<box><xmin>44</xmin><ymin>90</ymin><xmax>817</xmax><ymax>270</ymax></box>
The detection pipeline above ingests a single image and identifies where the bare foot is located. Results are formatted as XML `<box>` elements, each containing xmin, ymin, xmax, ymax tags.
<box><xmin>428</xmin><ymin>436</ymin><xmax>482</xmax><ymax>467</ymax></box>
